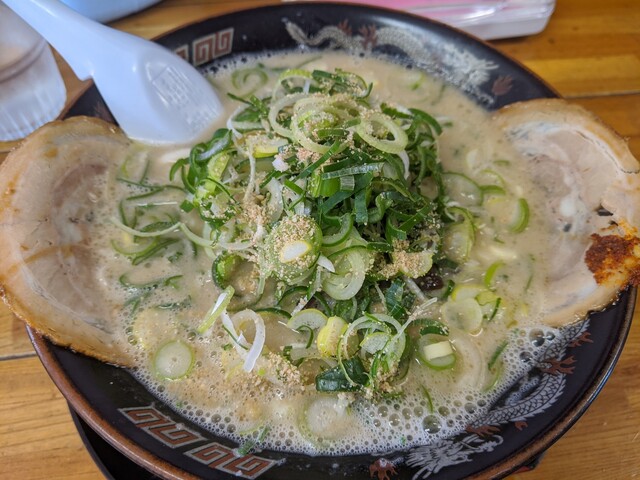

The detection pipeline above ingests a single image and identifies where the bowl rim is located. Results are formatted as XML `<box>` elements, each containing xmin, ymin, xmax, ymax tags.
<box><xmin>29</xmin><ymin>2</ymin><xmax>633</xmax><ymax>479</ymax></box>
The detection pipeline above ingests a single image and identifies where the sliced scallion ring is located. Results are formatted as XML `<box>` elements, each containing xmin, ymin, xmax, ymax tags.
<box><xmin>288</xmin><ymin>309</ymin><xmax>328</xmax><ymax>332</ymax></box>
<box><xmin>355</xmin><ymin>112</ymin><xmax>408</xmax><ymax>154</ymax></box>
<box><xmin>441</xmin><ymin>297</ymin><xmax>484</xmax><ymax>334</ymax></box>
<box><xmin>291</xmin><ymin>105</ymin><xmax>346</xmax><ymax>154</ymax></box>
<box><xmin>443</xmin><ymin>208</ymin><xmax>475</xmax><ymax>264</ymax></box>
<box><xmin>317</xmin><ymin>316</ymin><xmax>348</xmax><ymax>357</ymax></box>
<box><xmin>322</xmin><ymin>214</ymin><xmax>354</xmax><ymax>247</ymax></box>
<box><xmin>422</xmin><ymin>340</ymin><xmax>456</xmax><ymax>369</ymax></box>
<box><xmin>443</xmin><ymin>172</ymin><xmax>483</xmax><ymax>207</ymax></box>
<box><xmin>262</xmin><ymin>215</ymin><xmax>323</xmax><ymax>283</ymax></box>
<box><xmin>153</xmin><ymin>340</ymin><xmax>195</xmax><ymax>380</ymax></box>
<box><xmin>416</xmin><ymin>335</ymin><xmax>456</xmax><ymax>371</ymax></box>
<box><xmin>231</xmin><ymin>67</ymin><xmax>269</xmax><ymax>97</ymax></box>
<box><xmin>321</xmin><ymin>249</ymin><xmax>368</xmax><ymax>300</ymax></box>
<box><xmin>268</xmin><ymin>93</ymin><xmax>307</xmax><ymax>138</ymax></box>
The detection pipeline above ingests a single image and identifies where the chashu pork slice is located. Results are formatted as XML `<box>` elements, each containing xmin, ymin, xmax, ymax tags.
<box><xmin>0</xmin><ymin>116</ymin><xmax>134</xmax><ymax>365</ymax></box>
<box><xmin>493</xmin><ymin>99</ymin><xmax>640</xmax><ymax>326</ymax></box>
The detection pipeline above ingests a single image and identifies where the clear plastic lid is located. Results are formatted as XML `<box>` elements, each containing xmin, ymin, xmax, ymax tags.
<box><xmin>0</xmin><ymin>3</ymin><xmax>43</xmax><ymax>71</ymax></box>
<box><xmin>0</xmin><ymin>2</ymin><xmax>66</xmax><ymax>141</ymax></box>
<box><xmin>282</xmin><ymin>0</ymin><xmax>556</xmax><ymax>39</ymax></box>
<box><xmin>338</xmin><ymin>0</ymin><xmax>510</xmax><ymax>26</ymax></box>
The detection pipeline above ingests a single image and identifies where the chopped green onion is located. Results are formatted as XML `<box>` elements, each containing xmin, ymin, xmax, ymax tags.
<box><xmin>317</xmin><ymin>316</ymin><xmax>347</xmax><ymax>357</ymax></box>
<box><xmin>355</xmin><ymin>112</ymin><xmax>409</xmax><ymax>154</ymax></box>
<box><xmin>110</xmin><ymin>216</ymin><xmax>180</xmax><ymax>238</ymax></box>
<box><xmin>153</xmin><ymin>340</ymin><xmax>195</xmax><ymax>380</ymax></box>
<box><xmin>196</xmin><ymin>286</ymin><xmax>235</xmax><ymax>334</ymax></box>
<box><xmin>288</xmin><ymin>308</ymin><xmax>328</xmax><ymax>332</ymax></box>
<box><xmin>488</xmin><ymin>340</ymin><xmax>508</xmax><ymax>371</ymax></box>
<box><xmin>510</xmin><ymin>198</ymin><xmax>530</xmax><ymax>233</ymax></box>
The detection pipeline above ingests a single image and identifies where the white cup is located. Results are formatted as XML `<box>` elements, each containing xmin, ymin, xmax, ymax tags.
<box><xmin>0</xmin><ymin>2</ymin><xmax>66</xmax><ymax>141</ymax></box>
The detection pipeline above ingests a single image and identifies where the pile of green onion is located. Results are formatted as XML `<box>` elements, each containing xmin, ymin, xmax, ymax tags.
<box><xmin>113</xmin><ymin>64</ymin><xmax>521</xmax><ymax>393</ymax></box>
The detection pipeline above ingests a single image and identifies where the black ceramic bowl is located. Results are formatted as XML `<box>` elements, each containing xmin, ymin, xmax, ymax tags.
<box><xmin>29</xmin><ymin>3</ymin><xmax>635</xmax><ymax>479</ymax></box>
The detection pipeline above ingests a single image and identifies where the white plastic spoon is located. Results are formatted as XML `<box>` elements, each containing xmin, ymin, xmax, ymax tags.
<box><xmin>3</xmin><ymin>0</ymin><xmax>223</xmax><ymax>145</ymax></box>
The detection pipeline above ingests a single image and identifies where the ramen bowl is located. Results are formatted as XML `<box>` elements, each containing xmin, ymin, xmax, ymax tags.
<box><xmin>28</xmin><ymin>3</ymin><xmax>634</xmax><ymax>479</ymax></box>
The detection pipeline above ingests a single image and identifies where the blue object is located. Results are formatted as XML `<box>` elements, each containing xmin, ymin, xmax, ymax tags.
<box><xmin>60</xmin><ymin>0</ymin><xmax>162</xmax><ymax>22</ymax></box>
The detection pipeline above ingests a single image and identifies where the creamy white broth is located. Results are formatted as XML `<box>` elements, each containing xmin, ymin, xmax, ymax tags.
<box><xmin>90</xmin><ymin>52</ymin><xmax>563</xmax><ymax>454</ymax></box>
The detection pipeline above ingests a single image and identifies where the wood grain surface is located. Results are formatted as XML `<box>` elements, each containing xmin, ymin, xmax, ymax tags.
<box><xmin>1</xmin><ymin>0</ymin><xmax>639</xmax><ymax>479</ymax></box>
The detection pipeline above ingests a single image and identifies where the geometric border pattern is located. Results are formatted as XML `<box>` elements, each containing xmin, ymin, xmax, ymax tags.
<box><xmin>120</xmin><ymin>405</ymin><xmax>278</xmax><ymax>479</ymax></box>
<box><xmin>173</xmin><ymin>28</ymin><xmax>234</xmax><ymax>66</ymax></box>
<box><xmin>186</xmin><ymin>442</ymin><xmax>278</xmax><ymax>479</ymax></box>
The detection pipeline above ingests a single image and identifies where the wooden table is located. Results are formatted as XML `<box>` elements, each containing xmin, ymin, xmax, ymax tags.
<box><xmin>1</xmin><ymin>0</ymin><xmax>639</xmax><ymax>478</ymax></box>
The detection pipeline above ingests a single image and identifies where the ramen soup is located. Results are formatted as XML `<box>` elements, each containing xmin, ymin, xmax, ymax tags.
<box><xmin>68</xmin><ymin>52</ymin><xmax>567</xmax><ymax>455</ymax></box>
<box><xmin>7</xmin><ymin>51</ymin><xmax>634</xmax><ymax>457</ymax></box>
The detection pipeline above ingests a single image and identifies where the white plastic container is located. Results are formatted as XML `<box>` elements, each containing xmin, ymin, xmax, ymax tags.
<box><xmin>0</xmin><ymin>2</ymin><xmax>66</xmax><ymax>141</ymax></box>
<box><xmin>282</xmin><ymin>0</ymin><xmax>556</xmax><ymax>40</ymax></box>
<box><xmin>459</xmin><ymin>0</ymin><xmax>556</xmax><ymax>40</ymax></box>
